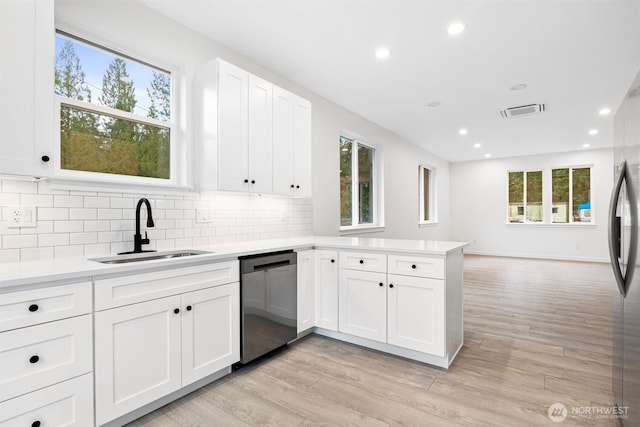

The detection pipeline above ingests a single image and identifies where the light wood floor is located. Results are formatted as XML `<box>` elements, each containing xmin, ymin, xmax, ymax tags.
<box><xmin>127</xmin><ymin>255</ymin><xmax>617</xmax><ymax>426</ymax></box>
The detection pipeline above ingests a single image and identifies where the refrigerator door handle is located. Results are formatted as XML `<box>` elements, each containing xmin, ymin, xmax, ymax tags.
<box><xmin>609</xmin><ymin>160</ymin><xmax>628</xmax><ymax>297</ymax></box>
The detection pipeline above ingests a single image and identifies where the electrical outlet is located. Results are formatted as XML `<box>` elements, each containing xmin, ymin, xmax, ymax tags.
<box><xmin>196</xmin><ymin>209</ymin><xmax>214</xmax><ymax>223</ymax></box>
<box><xmin>7</xmin><ymin>206</ymin><xmax>37</xmax><ymax>228</ymax></box>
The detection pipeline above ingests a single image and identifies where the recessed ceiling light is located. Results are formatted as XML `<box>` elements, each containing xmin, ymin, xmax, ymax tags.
<box><xmin>484</xmin><ymin>153</ymin><xmax>491</xmax><ymax>158</ymax></box>
<box><xmin>375</xmin><ymin>47</ymin><xmax>390</xmax><ymax>60</ymax></box>
<box><xmin>459</xmin><ymin>128</ymin><xmax>468</xmax><ymax>135</ymax></box>
<box><xmin>427</xmin><ymin>101</ymin><xmax>442</xmax><ymax>107</ymax></box>
<box><xmin>589</xmin><ymin>129</ymin><xmax>599</xmax><ymax>135</ymax></box>
<box><xmin>474</xmin><ymin>143</ymin><xmax>481</xmax><ymax>148</ymax></box>
<box><xmin>582</xmin><ymin>143</ymin><xmax>591</xmax><ymax>149</ymax></box>
<box><xmin>599</xmin><ymin>108</ymin><xmax>611</xmax><ymax>116</ymax></box>
<box><xmin>447</xmin><ymin>22</ymin><xmax>466</xmax><ymax>35</ymax></box>
<box><xmin>510</xmin><ymin>84</ymin><xmax>527</xmax><ymax>91</ymax></box>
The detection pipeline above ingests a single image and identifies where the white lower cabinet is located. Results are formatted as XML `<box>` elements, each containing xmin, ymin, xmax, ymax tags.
<box><xmin>95</xmin><ymin>282</ymin><xmax>239</xmax><ymax>426</ymax></box>
<box><xmin>387</xmin><ymin>274</ymin><xmax>445</xmax><ymax>356</ymax></box>
<box><xmin>0</xmin><ymin>373</ymin><xmax>93</xmax><ymax>427</ymax></box>
<box><xmin>338</xmin><ymin>269</ymin><xmax>387</xmax><ymax>343</ymax></box>
<box><xmin>314</xmin><ymin>250</ymin><xmax>338</xmax><ymax>331</ymax></box>
<box><xmin>297</xmin><ymin>250</ymin><xmax>314</xmax><ymax>333</ymax></box>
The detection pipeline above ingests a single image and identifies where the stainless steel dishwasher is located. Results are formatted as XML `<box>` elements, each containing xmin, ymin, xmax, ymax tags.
<box><xmin>238</xmin><ymin>250</ymin><xmax>297</xmax><ymax>365</ymax></box>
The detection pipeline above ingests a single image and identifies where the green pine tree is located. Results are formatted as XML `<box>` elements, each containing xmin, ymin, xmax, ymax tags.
<box><xmin>100</xmin><ymin>58</ymin><xmax>138</xmax><ymax>151</ymax></box>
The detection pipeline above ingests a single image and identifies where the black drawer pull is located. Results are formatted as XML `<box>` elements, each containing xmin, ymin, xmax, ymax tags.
<box><xmin>174</xmin><ymin>308</ymin><xmax>180</xmax><ymax>314</ymax></box>
<box><xmin>379</xmin><ymin>282</ymin><xmax>383</xmax><ymax>287</ymax></box>
<box><xmin>389</xmin><ymin>284</ymin><xmax>394</xmax><ymax>289</ymax></box>
<box><xmin>411</xmin><ymin>264</ymin><xmax>417</xmax><ymax>269</ymax></box>
<box><xmin>186</xmin><ymin>305</ymin><xmax>192</xmax><ymax>311</ymax></box>
<box><xmin>359</xmin><ymin>260</ymin><xmax>364</xmax><ymax>264</ymax></box>
<box><xmin>32</xmin><ymin>421</ymin><xmax>41</xmax><ymax>427</ymax></box>
<box><xmin>29</xmin><ymin>355</ymin><xmax>40</xmax><ymax>364</ymax></box>
<box><xmin>330</xmin><ymin>259</ymin><xmax>335</xmax><ymax>263</ymax></box>
<box><xmin>28</xmin><ymin>304</ymin><xmax>39</xmax><ymax>312</ymax></box>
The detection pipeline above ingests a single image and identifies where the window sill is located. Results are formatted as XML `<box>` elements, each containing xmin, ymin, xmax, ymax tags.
<box><xmin>339</xmin><ymin>225</ymin><xmax>386</xmax><ymax>235</ymax></box>
<box><xmin>49</xmin><ymin>177</ymin><xmax>193</xmax><ymax>196</ymax></box>
<box><xmin>418</xmin><ymin>221</ymin><xmax>439</xmax><ymax>228</ymax></box>
<box><xmin>505</xmin><ymin>222</ymin><xmax>596</xmax><ymax>228</ymax></box>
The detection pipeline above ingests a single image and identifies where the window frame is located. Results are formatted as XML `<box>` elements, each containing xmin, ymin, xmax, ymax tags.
<box><xmin>419</xmin><ymin>164</ymin><xmax>438</xmax><ymax>226</ymax></box>
<box><xmin>339</xmin><ymin>134</ymin><xmax>384</xmax><ymax>233</ymax></box>
<box><xmin>52</xmin><ymin>30</ymin><xmax>179</xmax><ymax>187</ymax></box>
<box><xmin>507</xmin><ymin>169</ymin><xmax>544</xmax><ymax>224</ymax></box>
<box><xmin>550</xmin><ymin>165</ymin><xmax>594</xmax><ymax>225</ymax></box>
<box><xmin>505</xmin><ymin>165</ymin><xmax>595</xmax><ymax>226</ymax></box>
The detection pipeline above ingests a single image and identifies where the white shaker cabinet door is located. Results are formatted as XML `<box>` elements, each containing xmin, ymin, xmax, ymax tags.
<box><xmin>217</xmin><ymin>60</ymin><xmax>249</xmax><ymax>192</ymax></box>
<box><xmin>95</xmin><ymin>296</ymin><xmax>182</xmax><ymax>426</ymax></box>
<box><xmin>387</xmin><ymin>274</ymin><xmax>445</xmax><ymax>356</ymax></box>
<box><xmin>272</xmin><ymin>86</ymin><xmax>295</xmax><ymax>195</ymax></box>
<box><xmin>247</xmin><ymin>74</ymin><xmax>273</xmax><ymax>193</ymax></box>
<box><xmin>314</xmin><ymin>250</ymin><xmax>338</xmax><ymax>331</ymax></box>
<box><xmin>338</xmin><ymin>269</ymin><xmax>386</xmax><ymax>343</ymax></box>
<box><xmin>292</xmin><ymin>95</ymin><xmax>312</xmax><ymax>197</ymax></box>
<box><xmin>297</xmin><ymin>250</ymin><xmax>315</xmax><ymax>333</ymax></box>
<box><xmin>182</xmin><ymin>282</ymin><xmax>240</xmax><ymax>386</ymax></box>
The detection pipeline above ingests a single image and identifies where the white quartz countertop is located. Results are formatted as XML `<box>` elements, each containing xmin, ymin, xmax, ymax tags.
<box><xmin>0</xmin><ymin>235</ymin><xmax>467</xmax><ymax>290</ymax></box>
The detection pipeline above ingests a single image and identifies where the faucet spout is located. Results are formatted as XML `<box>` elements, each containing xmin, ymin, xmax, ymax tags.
<box><xmin>132</xmin><ymin>198</ymin><xmax>155</xmax><ymax>254</ymax></box>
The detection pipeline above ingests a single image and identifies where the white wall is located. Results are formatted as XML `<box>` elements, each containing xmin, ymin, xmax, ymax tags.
<box><xmin>450</xmin><ymin>148</ymin><xmax>613</xmax><ymax>262</ymax></box>
<box><xmin>0</xmin><ymin>1</ymin><xmax>453</xmax><ymax>262</ymax></box>
<box><xmin>54</xmin><ymin>1</ymin><xmax>452</xmax><ymax>241</ymax></box>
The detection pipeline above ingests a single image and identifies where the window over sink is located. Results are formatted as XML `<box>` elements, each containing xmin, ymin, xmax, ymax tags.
<box><xmin>54</xmin><ymin>31</ymin><xmax>173</xmax><ymax>182</ymax></box>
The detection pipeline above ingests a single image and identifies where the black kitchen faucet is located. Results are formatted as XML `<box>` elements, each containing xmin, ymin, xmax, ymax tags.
<box><xmin>118</xmin><ymin>198</ymin><xmax>156</xmax><ymax>254</ymax></box>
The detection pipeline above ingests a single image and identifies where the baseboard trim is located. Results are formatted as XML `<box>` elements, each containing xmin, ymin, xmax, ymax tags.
<box><xmin>463</xmin><ymin>250</ymin><xmax>609</xmax><ymax>264</ymax></box>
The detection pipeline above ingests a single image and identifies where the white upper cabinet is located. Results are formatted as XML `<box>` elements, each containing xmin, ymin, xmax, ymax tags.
<box><xmin>0</xmin><ymin>0</ymin><xmax>54</xmax><ymax>177</ymax></box>
<box><xmin>247</xmin><ymin>75</ymin><xmax>273</xmax><ymax>193</ymax></box>
<box><xmin>217</xmin><ymin>60</ymin><xmax>249</xmax><ymax>192</ymax></box>
<box><xmin>273</xmin><ymin>87</ymin><xmax>312</xmax><ymax>197</ymax></box>
<box><xmin>197</xmin><ymin>59</ymin><xmax>311</xmax><ymax>196</ymax></box>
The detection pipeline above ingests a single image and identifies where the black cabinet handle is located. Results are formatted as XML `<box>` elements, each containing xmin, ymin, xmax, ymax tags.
<box><xmin>174</xmin><ymin>308</ymin><xmax>180</xmax><ymax>314</ymax></box>
<box><xmin>389</xmin><ymin>284</ymin><xmax>394</xmax><ymax>289</ymax></box>
<box><xmin>244</xmin><ymin>179</ymin><xmax>249</xmax><ymax>183</ymax></box>
<box><xmin>290</xmin><ymin>184</ymin><xmax>295</xmax><ymax>188</ymax></box>
<box><xmin>379</xmin><ymin>282</ymin><xmax>383</xmax><ymax>287</ymax></box>
<box><xmin>359</xmin><ymin>260</ymin><xmax>364</xmax><ymax>264</ymax></box>
<box><xmin>41</xmin><ymin>155</ymin><xmax>50</xmax><ymax>163</ymax></box>
<box><xmin>186</xmin><ymin>305</ymin><xmax>192</xmax><ymax>311</ymax></box>
<box><xmin>296</xmin><ymin>185</ymin><xmax>300</xmax><ymax>189</ymax></box>
<box><xmin>330</xmin><ymin>259</ymin><xmax>335</xmax><ymax>263</ymax></box>
<box><xmin>28</xmin><ymin>304</ymin><xmax>39</xmax><ymax>312</ymax></box>
<box><xmin>32</xmin><ymin>421</ymin><xmax>41</xmax><ymax>427</ymax></box>
<box><xmin>251</xmin><ymin>180</ymin><xmax>256</xmax><ymax>184</ymax></box>
<box><xmin>29</xmin><ymin>355</ymin><xmax>40</xmax><ymax>364</ymax></box>
<box><xmin>411</xmin><ymin>264</ymin><xmax>417</xmax><ymax>269</ymax></box>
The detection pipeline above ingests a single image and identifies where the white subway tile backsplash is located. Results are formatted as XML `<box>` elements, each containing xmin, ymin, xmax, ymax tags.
<box><xmin>54</xmin><ymin>221</ymin><xmax>84</xmax><ymax>233</ymax></box>
<box><xmin>54</xmin><ymin>195</ymin><xmax>84</xmax><ymax>208</ymax></box>
<box><xmin>21</xmin><ymin>247</ymin><xmax>54</xmax><ymax>261</ymax></box>
<box><xmin>3</xmin><ymin>234</ymin><xmax>38</xmax><ymax>249</ymax></box>
<box><xmin>0</xmin><ymin>179</ymin><xmax>312</xmax><ymax>262</ymax></box>
<box><xmin>37</xmin><ymin>207</ymin><xmax>69</xmax><ymax>221</ymax></box>
<box><xmin>38</xmin><ymin>233</ymin><xmax>70</xmax><ymax>247</ymax></box>
<box><xmin>70</xmin><ymin>232</ymin><xmax>98</xmax><ymax>245</ymax></box>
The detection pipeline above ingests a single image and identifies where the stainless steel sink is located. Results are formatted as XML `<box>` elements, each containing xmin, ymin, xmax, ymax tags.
<box><xmin>91</xmin><ymin>250</ymin><xmax>212</xmax><ymax>264</ymax></box>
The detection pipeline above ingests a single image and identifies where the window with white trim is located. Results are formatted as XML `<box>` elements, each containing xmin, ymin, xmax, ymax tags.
<box><xmin>552</xmin><ymin>167</ymin><xmax>592</xmax><ymax>223</ymax></box>
<box><xmin>340</xmin><ymin>136</ymin><xmax>378</xmax><ymax>228</ymax></box>
<box><xmin>54</xmin><ymin>31</ymin><xmax>173</xmax><ymax>180</ymax></box>
<box><xmin>508</xmin><ymin>170</ymin><xmax>543</xmax><ymax>223</ymax></box>
<box><xmin>419</xmin><ymin>165</ymin><xmax>437</xmax><ymax>224</ymax></box>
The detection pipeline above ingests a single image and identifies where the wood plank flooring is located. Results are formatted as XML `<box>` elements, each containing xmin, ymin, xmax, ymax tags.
<box><xmin>126</xmin><ymin>255</ymin><xmax>617</xmax><ymax>426</ymax></box>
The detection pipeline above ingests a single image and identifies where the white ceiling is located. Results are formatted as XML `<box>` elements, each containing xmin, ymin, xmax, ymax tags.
<box><xmin>144</xmin><ymin>0</ymin><xmax>640</xmax><ymax>162</ymax></box>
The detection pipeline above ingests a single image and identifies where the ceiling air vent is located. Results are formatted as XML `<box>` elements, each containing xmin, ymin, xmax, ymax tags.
<box><xmin>500</xmin><ymin>103</ymin><xmax>546</xmax><ymax>118</ymax></box>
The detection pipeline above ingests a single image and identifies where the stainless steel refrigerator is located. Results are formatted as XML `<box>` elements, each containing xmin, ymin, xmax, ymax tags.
<box><xmin>611</xmin><ymin>70</ymin><xmax>640</xmax><ymax>426</ymax></box>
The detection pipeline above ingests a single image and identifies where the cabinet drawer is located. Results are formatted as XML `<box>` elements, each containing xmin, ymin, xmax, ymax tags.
<box><xmin>95</xmin><ymin>260</ymin><xmax>240</xmax><ymax>310</ymax></box>
<box><xmin>0</xmin><ymin>373</ymin><xmax>93</xmax><ymax>426</ymax></box>
<box><xmin>388</xmin><ymin>254</ymin><xmax>444</xmax><ymax>279</ymax></box>
<box><xmin>0</xmin><ymin>314</ymin><xmax>92</xmax><ymax>402</ymax></box>
<box><xmin>339</xmin><ymin>251</ymin><xmax>386</xmax><ymax>273</ymax></box>
<box><xmin>0</xmin><ymin>281</ymin><xmax>92</xmax><ymax>333</ymax></box>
